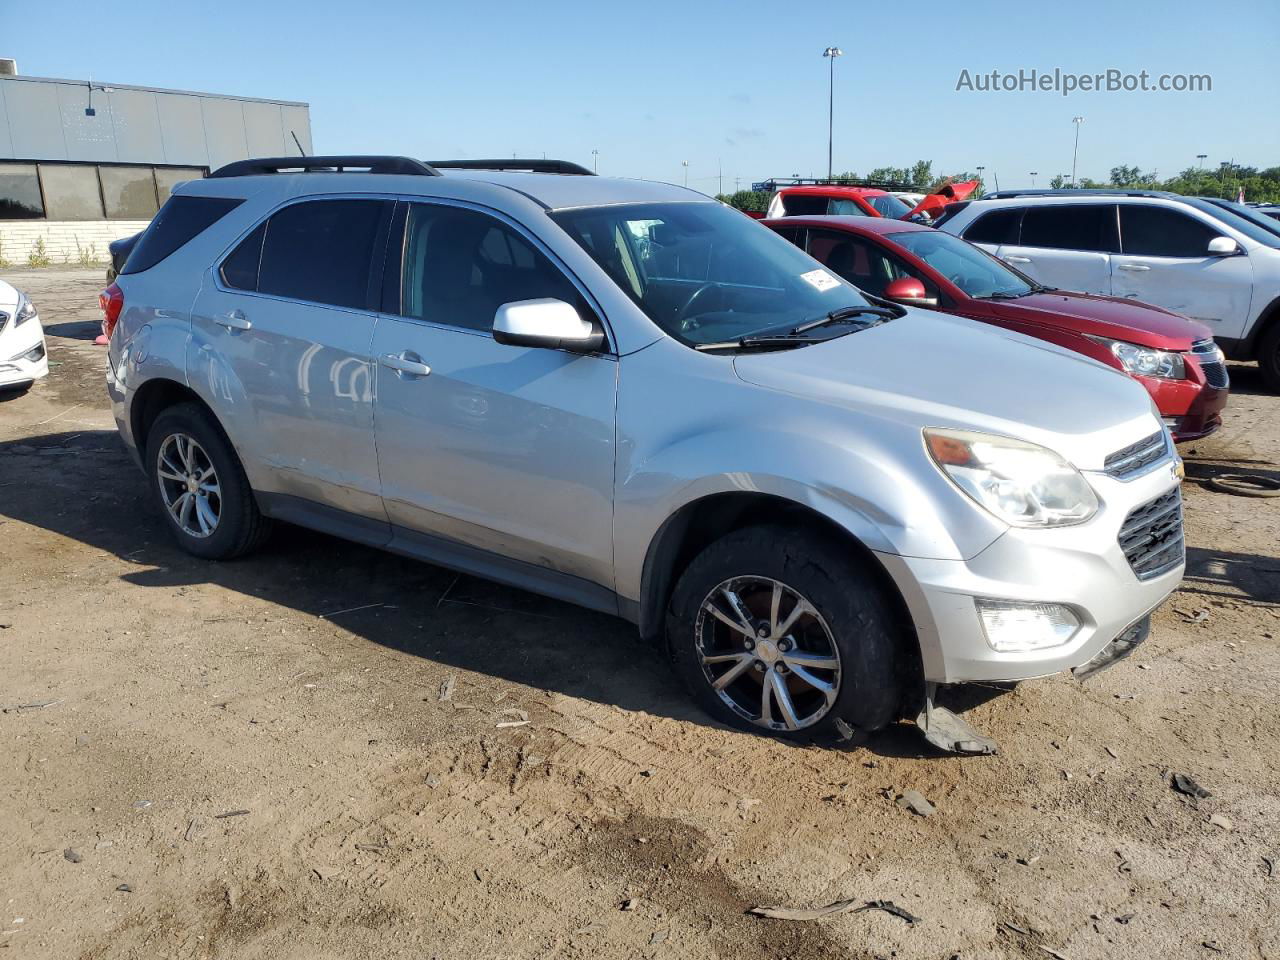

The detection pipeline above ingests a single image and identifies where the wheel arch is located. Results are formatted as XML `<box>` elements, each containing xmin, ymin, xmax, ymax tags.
<box><xmin>130</xmin><ymin>378</ymin><xmax>226</xmax><ymax>459</ymax></box>
<box><xmin>1245</xmin><ymin>294</ymin><xmax>1280</xmax><ymax>358</ymax></box>
<box><xmin>636</xmin><ymin>491</ymin><xmax>923</xmax><ymax>704</ymax></box>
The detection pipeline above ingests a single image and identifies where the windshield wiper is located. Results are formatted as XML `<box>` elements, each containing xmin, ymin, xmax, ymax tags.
<box><xmin>979</xmin><ymin>284</ymin><xmax>1057</xmax><ymax>301</ymax></box>
<box><xmin>695</xmin><ymin>334</ymin><xmax>823</xmax><ymax>352</ymax></box>
<box><xmin>792</xmin><ymin>305</ymin><xmax>900</xmax><ymax>334</ymax></box>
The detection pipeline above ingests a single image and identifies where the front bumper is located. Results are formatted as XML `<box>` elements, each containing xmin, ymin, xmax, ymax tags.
<box><xmin>876</xmin><ymin>461</ymin><xmax>1183</xmax><ymax>684</ymax></box>
<box><xmin>0</xmin><ymin>335</ymin><xmax>48</xmax><ymax>388</ymax></box>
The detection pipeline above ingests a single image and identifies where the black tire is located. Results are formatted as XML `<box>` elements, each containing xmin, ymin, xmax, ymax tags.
<box><xmin>666</xmin><ymin>525</ymin><xmax>903</xmax><ymax>739</ymax></box>
<box><xmin>1258</xmin><ymin>322</ymin><xmax>1280</xmax><ymax>393</ymax></box>
<box><xmin>145</xmin><ymin>402</ymin><xmax>271</xmax><ymax>559</ymax></box>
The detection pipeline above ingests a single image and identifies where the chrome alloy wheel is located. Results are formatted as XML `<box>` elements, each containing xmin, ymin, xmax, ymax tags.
<box><xmin>694</xmin><ymin>576</ymin><xmax>841</xmax><ymax>732</ymax></box>
<box><xmin>156</xmin><ymin>433</ymin><xmax>221</xmax><ymax>539</ymax></box>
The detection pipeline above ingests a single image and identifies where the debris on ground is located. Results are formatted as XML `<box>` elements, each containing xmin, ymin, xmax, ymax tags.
<box><xmin>1040</xmin><ymin>947</ymin><xmax>1069</xmax><ymax>960</ymax></box>
<box><xmin>1002</xmin><ymin>922</ymin><xmax>1031</xmax><ymax>936</ymax></box>
<box><xmin>748</xmin><ymin>898</ymin><xmax>921</xmax><ymax>924</ymax></box>
<box><xmin>495</xmin><ymin>708</ymin><xmax>529</xmax><ymax>728</ymax></box>
<box><xmin>184</xmin><ymin>818</ymin><xmax>201</xmax><ymax>841</ymax></box>
<box><xmin>424</xmin><ymin>773</ymin><xmax>442</xmax><ymax>788</ymax></box>
<box><xmin>115</xmin><ymin>883</ymin><xmax>132</xmax><ymax>893</ymax></box>
<box><xmin>621</xmin><ymin>898</ymin><xmax>639</xmax><ymax>911</ymax></box>
<box><xmin>1203</xmin><ymin>941</ymin><xmax>1223</xmax><ymax>953</ymax></box>
<box><xmin>63</xmin><ymin>848</ymin><xmax>82</xmax><ymax>863</ymax></box>
<box><xmin>834</xmin><ymin>718</ymin><xmax>856</xmax><ymax>742</ymax></box>
<box><xmin>213</xmin><ymin>809</ymin><xmax>249</xmax><ymax>819</ymax></box>
<box><xmin>915</xmin><ymin>700</ymin><xmax>999</xmax><ymax>755</ymax></box>
<box><xmin>438</xmin><ymin>675</ymin><xmax>456</xmax><ymax>702</ymax></box>
<box><xmin>648</xmin><ymin>929</ymin><xmax>668</xmax><ymax>945</ymax></box>
<box><xmin>896</xmin><ymin>789</ymin><xmax>936</xmax><ymax>817</ymax></box>
<box><xmin>1172</xmin><ymin>773</ymin><xmax>1212</xmax><ymax>799</ymax></box>
<box><xmin>2</xmin><ymin>698</ymin><xmax>62</xmax><ymax>713</ymax></box>
<box><xmin>1105</xmin><ymin>746</ymin><xmax>1119</xmax><ymax>759</ymax></box>
<box><xmin>1208</xmin><ymin>814</ymin><xmax>1233</xmax><ymax>831</ymax></box>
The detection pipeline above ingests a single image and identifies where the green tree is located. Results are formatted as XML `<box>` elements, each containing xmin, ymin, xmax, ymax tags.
<box><xmin>715</xmin><ymin>190</ymin><xmax>770</xmax><ymax>213</ymax></box>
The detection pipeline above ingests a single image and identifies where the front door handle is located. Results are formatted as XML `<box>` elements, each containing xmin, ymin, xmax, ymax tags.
<box><xmin>1004</xmin><ymin>255</ymin><xmax>1032</xmax><ymax>264</ymax></box>
<box><xmin>380</xmin><ymin>352</ymin><xmax>432</xmax><ymax>378</ymax></box>
<box><xmin>1117</xmin><ymin>263</ymin><xmax>1151</xmax><ymax>272</ymax></box>
<box><xmin>215</xmin><ymin>309</ymin><xmax>252</xmax><ymax>331</ymax></box>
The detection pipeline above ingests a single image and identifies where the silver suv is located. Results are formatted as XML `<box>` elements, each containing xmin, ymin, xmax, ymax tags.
<box><xmin>106</xmin><ymin>156</ymin><xmax>1185</xmax><ymax>745</ymax></box>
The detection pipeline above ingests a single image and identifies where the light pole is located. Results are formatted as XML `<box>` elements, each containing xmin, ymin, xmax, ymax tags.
<box><xmin>591</xmin><ymin>149</ymin><xmax>598</xmax><ymax>173</ymax></box>
<box><xmin>1070</xmin><ymin>116</ymin><xmax>1084</xmax><ymax>186</ymax></box>
<box><xmin>823</xmin><ymin>46</ymin><xmax>843</xmax><ymax>179</ymax></box>
<box><xmin>1196</xmin><ymin>153</ymin><xmax>1207</xmax><ymax>170</ymax></box>
<box><xmin>681</xmin><ymin>160</ymin><xmax>689</xmax><ymax>187</ymax></box>
<box><xmin>1030</xmin><ymin>171</ymin><xmax>1038</xmax><ymax>187</ymax></box>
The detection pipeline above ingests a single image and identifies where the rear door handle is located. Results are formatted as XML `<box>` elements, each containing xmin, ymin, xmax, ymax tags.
<box><xmin>380</xmin><ymin>352</ymin><xmax>432</xmax><ymax>378</ymax></box>
<box><xmin>1004</xmin><ymin>255</ymin><xmax>1032</xmax><ymax>264</ymax></box>
<box><xmin>1117</xmin><ymin>263</ymin><xmax>1151</xmax><ymax>272</ymax></box>
<box><xmin>215</xmin><ymin>309</ymin><xmax>252</xmax><ymax>331</ymax></box>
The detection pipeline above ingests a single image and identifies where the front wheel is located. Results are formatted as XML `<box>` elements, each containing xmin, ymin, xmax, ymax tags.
<box><xmin>666</xmin><ymin>525</ymin><xmax>905</xmax><ymax>738</ymax></box>
<box><xmin>1258</xmin><ymin>322</ymin><xmax>1280</xmax><ymax>393</ymax></box>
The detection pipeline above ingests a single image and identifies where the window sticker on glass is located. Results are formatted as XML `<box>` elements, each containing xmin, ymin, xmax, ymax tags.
<box><xmin>800</xmin><ymin>268</ymin><xmax>840</xmax><ymax>292</ymax></box>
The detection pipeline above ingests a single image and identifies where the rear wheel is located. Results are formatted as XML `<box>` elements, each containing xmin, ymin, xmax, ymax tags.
<box><xmin>667</xmin><ymin>525</ymin><xmax>904</xmax><ymax>738</ymax></box>
<box><xmin>1258</xmin><ymin>322</ymin><xmax>1280</xmax><ymax>393</ymax></box>
<box><xmin>145</xmin><ymin>403</ymin><xmax>270</xmax><ymax>559</ymax></box>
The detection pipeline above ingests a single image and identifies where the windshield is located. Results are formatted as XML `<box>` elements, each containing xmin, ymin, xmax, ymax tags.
<box><xmin>867</xmin><ymin>194</ymin><xmax>912</xmax><ymax>218</ymax></box>
<box><xmin>886</xmin><ymin>229</ymin><xmax>1036</xmax><ymax>298</ymax></box>
<box><xmin>1183</xmin><ymin>197</ymin><xmax>1280</xmax><ymax>249</ymax></box>
<box><xmin>551</xmin><ymin>202</ymin><xmax>874</xmax><ymax>346</ymax></box>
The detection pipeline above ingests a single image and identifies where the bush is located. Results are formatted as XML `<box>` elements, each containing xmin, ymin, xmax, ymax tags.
<box><xmin>28</xmin><ymin>237</ymin><xmax>50</xmax><ymax>268</ymax></box>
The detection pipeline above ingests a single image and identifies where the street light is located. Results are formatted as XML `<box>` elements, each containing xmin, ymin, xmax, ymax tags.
<box><xmin>1070</xmin><ymin>116</ymin><xmax>1084</xmax><ymax>186</ymax></box>
<box><xmin>1196</xmin><ymin>153</ymin><xmax>1207</xmax><ymax>170</ymax></box>
<box><xmin>1030</xmin><ymin>171</ymin><xmax>1038</xmax><ymax>187</ymax></box>
<box><xmin>822</xmin><ymin>46</ymin><xmax>843</xmax><ymax>179</ymax></box>
<box><xmin>591</xmin><ymin>148</ymin><xmax>598</xmax><ymax>173</ymax></box>
<box><xmin>681</xmin><ymin>159</ymin><xmax>689</xmax><ymax>187</ymax></box>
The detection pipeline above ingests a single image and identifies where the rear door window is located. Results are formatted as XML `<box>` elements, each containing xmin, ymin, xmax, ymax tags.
<box><xmin>1020</xmin><ymin>204</ymin><xmax>1118</xmax><ymax>252</ymax></box>
<box><xmin>253</xmin><ymin>199</ymin><xmax>391</xmax><ymax>310</ymax></box>
<box><xmin>1120</xmin><ymin>206</ymin><xmax>1218</xmax><ymax>257</ymax></box>
<box><xmin>123</xmin><ymin>195</ymin><xmax>244</xmax><ymax>274</ymax></box>
<box><xmin>963</xmin><ymin>207</ymin><xmax>1021</xmax><ymax>244</ymax></box>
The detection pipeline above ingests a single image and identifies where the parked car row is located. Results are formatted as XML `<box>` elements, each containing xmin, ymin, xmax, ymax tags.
<box><xmin>96</xmin><ymin>155</ymin><xmax>1186</xmax><ymax>750</ymax></box>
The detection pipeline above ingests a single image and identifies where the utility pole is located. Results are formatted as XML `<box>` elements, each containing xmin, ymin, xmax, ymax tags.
<box><xmin>591</xmin><ymin>149</ymin><xmax>598</xmax><ymax>173</ymax></box>
<box><xmin>823</xmin><ymin>46</ymin><xmax>843</xmax><ymax>179</ymax></box>
<box><xmin>1070</xmin><ymin>116</ymin><xmax>1084</xmax><ymax>186</ymax></box>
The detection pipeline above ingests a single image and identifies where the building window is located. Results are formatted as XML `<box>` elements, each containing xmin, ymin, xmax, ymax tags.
<box><xmin>37</xmin><ymin>164</ymin><xmax>105</xmax><ymax>220</ymax></box>
<box><xmin>0</xmin><ymin>163</ymin><xmax>44</xmax><ymax>219</ymax></box>
<box><xmin>0</xmin><ymin>162</ymin><xmax>207</xmax><ymax>222</ymax></box>
<box><xmin>99</xmin><ymin>165</ymin><xmax>160</xmax><ymax>219</ymax></box>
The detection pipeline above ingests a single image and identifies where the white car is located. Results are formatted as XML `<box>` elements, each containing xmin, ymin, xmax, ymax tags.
<box><xmin>937</xmin><ymin>190</ymin><xmax>1280</xmax><ymax>390</ymax></box>
<box><xmin>0</xmin><ymin>279</ymin><xmax>48</xmax><ymax>393</ymax></box>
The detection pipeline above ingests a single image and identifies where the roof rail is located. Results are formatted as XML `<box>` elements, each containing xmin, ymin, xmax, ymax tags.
<box><xmin>755</xmin><ymin>176</ymin><xmax>917</xmax><ymax>192</ymax></box>
<box><xmin>428</xmin><ymin>158</ymin><xmax>595</xmax><ymax>176</ymax></box>
<box><xmin>208</xmin><ymin>156</ymin><xmax>441</xmax><ymax>178</ymax></box>
<box><xmin>981</xmin><ymin>188</ymin><xmax>1177</xmax><ymax>200</ymax></box>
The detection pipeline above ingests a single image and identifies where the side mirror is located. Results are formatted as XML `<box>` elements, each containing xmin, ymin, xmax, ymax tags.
<box><xmin>492</xmin><ymin>298</ymin><xmax>604</xmax><ymax>353</ymax></box>
<box><xmin>882</xmin><ymin>276</ymin><xmax>938</xmax><ymax>307</ymax></box>
<box><xmin>1207</xmin><ymin>236</ymin><xmax>1240</xmax><ymax>256</ymax></box>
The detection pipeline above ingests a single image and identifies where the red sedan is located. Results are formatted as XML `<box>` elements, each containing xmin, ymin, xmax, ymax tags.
<box><xmin>764</xmin><ymin>216</ymin><xmax>1228</xmax><ymax>442</ymax></box>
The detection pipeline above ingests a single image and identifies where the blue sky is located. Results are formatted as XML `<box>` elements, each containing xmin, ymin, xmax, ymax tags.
<box><xmin>4</xmin><ymin>0</ymin><xmax>1277</xmax><ymax>190</ymax></box>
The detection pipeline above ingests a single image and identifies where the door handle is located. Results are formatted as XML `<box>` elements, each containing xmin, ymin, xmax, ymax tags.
<box><xmin>1004</xmin><ymin>256</ymin><xmax>1032</xmax><ymax>263</ymax></box>
<box><xmin>380</xmin><ymin>352</ymin><xmax>432</xmax><ymax>378</ymax></box>
<box><xmin>1117</xmin><ymin>263</ymin><xmax>1151</xmax><ymax>272</ymax></box>
<box><xmin>215</xmin><ymin>310</ymin><xmax>252</xmax><ymax>331</ymax></box>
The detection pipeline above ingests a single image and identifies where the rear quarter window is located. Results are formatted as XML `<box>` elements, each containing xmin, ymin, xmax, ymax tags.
<box><xmin>122</xmin><ymin>195</ymin><xmax>245</xmax><ymax>274</ymax></box>
<box><xmin>963</xmin><ymin>207</ymin><xmax>1021</xmax><ymax>244</ymax></box>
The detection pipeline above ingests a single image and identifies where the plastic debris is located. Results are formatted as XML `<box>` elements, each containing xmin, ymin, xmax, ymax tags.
<box><xmin>749</xmin><ymin>898</ymin><xmax>921</xmax><ymax>924</ymax></box>
<box><xmin>896</xmin><ymin>789</ymin><xmax>936</xmax><ymax>817</ymax></box>
<box><xmin>63</xmin><ymin>848</ymin><xmax>82</xmax><ymax>863</ymax></box>
<box><xmin>438</xmin><ymin>675</ymin><xmax>456</xmax><ymax>702</ymax></box>
<box><xmin>115</xmin><ymin>883</ymin><xmax>132</xmax><ymax>893</ymax></box>
<box><xmin>496</xmin><ymin>708</ymin><xmax>529</xmax><ymax>728</ymax></box>
<box><xmin>1172</xmin><ymin>773</ymin><xmax>1212</xmax><ymax>799</ymax></box>
<box><xmin>1208</xmin><ymin>814</ymin><xmax>1233</xmax><ymax>831</ymax></box>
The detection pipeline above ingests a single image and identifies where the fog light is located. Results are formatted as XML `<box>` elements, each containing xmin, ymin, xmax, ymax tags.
<box><xmin>976</xmin><ymin>599</ymin><xmax>1080</xmax><ymax>652</ymax></box>
<box><xmin>23</xmin><ymin>343</ymin><xmax>45</xmax><ymax>362</ymax></box>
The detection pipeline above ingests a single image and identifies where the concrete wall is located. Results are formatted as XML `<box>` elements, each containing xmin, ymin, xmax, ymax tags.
<box><xmin>0</xmin><ymin>220</ymin><xmax>146</xmax><ymax>266</ymax></box>
<box><xmin>0</xmin><ymin>75</ymin><xmax>312</xmax><ymax>170</ymax></box>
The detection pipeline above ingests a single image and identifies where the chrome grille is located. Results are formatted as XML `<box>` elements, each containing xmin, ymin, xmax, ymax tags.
<box><xmin>1118</xmin><ymin>488</ymin><xmax>1184</xmax><ymax>581</ymax></box>
<box><xmin>1105</xmin><ymin>430</ymin><xmax>1169</xmax><ymax>480</ymax></box>
<box><xmin>1191</xmin><ymin>338</ymin><xmax>1229</xmax><ymax>390</ymax></box>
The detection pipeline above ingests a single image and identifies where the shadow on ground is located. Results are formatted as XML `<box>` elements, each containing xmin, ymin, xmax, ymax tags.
<box><xmin>0</xmin><ymin>429</ymin><xmax>980</xmax><ymax>758</ymax></box>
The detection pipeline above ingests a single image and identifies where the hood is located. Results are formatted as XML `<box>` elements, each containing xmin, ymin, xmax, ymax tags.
<box><xmin>987</xmin><ymin>291</ymin><xmax>1211</xmax><ymax>348</ymax></box>
<box><xmin>905</xmin><ymin>180</ymin><xmax>979</xmax><ymax>221</ymax></box>
<box><xmin>732</xmin><ymin>309</ymin><xmax>1161</xmax><ymax>471</ymax></box>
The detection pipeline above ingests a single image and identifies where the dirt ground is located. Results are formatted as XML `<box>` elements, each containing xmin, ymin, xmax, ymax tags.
<box><xmin>2</xmin><ymin>266</ymin><xmax>1278</xmax><ymax>960</ymax></box>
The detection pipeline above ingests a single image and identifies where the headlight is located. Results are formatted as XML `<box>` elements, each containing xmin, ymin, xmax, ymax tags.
<box><xmin>924</xmin><ymin>427</ymin><xmax>1099</xmax><ymax>527</ymax></box>
<box><xmin>14</xmin><ymin>293</ymin><xmax>37</xmax><ymax>327</ymax></box>
<box><xmin>1090</xmin><ymin>336</ymin><xmax>1184</xmax><ymax>379</ymax></box>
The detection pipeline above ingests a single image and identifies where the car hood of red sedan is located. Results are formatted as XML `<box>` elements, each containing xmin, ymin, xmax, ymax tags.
<box><xmin>983</xmin><ymin>291</ymin><xmax>1212</xmax><ymax>348</ymax></box>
